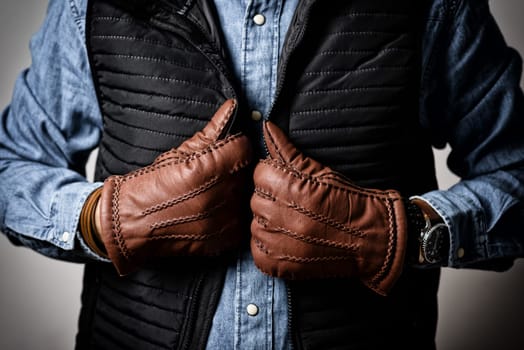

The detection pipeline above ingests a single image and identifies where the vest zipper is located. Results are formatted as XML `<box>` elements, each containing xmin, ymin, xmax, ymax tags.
<box><xmin>180</xmin><ymin>274</ymin><xmax>204</xmax><ymax>350</ymax></box>
<box><xmin>263</xmin><ymin>2</ymin><xmax>314</xmax><ymax>158</ymax></box>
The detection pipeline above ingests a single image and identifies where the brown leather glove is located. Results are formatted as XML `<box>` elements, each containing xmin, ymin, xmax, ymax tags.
<box><xmin>98</xmin><ymin>99</ymin><xmax>253</xmax><ymax>275</ymax></box>
<box><xmin>250</xmin><ymin>121</ymin><xmax>408</xmax><ymax>295</ymax></box>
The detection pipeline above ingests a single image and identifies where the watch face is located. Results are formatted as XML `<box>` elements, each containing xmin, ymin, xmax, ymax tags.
<box><xmin>421</xmin><ymin>223</ymin><xmax>448</xmax><ymax>264</ymax></box>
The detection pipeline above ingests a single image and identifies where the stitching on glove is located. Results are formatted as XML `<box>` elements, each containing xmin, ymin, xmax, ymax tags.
<box><xmin>216</xmin><ymin>99</ymin><xmax>236</xmax><ymax>135</ymax></box>
<box><xmin>273</xmin><ymin>225</ymin><xmax>359</xmax><ymax>252</ymax></box>
<box><xmin>261</xmin><ymin>159</ymin><xmax>396</xmax><ymax>199</ymax></box>
<box><xmin>144</xmin><ymin>230</ymin><xmax>223</xmax><ymax>241</ymax></box>
<box><xmin>264</xmin><ymin>123</ymin><xmax>285</xmax><ymax>162</ymax></box>
<box><xmin>279</xmin><ymin>254</ymin><xmax>354</xmax><ymax>263</ymax></box>
<box><xmin>369</xmin><ymin>197</ymin><xmax>397</xmax><ymax>288</ymax></box>
<box><xmin>288</xmin><ymin>203</ymin><xmax>365</xmax><ymax>238</ymax></box>
<box><xmin>229</xmin><ymin>158</ymin><xmax>252</xmax><ymax>174</ymax></box>
<box><xmin>253</xmin><ymin>237</ymin><xmax>270</xmax><ymax>255</ymax></box>
<box><xmin>122</xmin><ymin>133</ymin><xmax>246</xmax><ymax>180</ymax></box>
<box><xmin>149</xmin><ymin>200</ymin><xmax>227</xmax><ymax>230</ymax></box>
<box><xmin>252</xmin><ymin>238</ymin><xmax>356</xmax><ymax>280</ymax></box>
<box><xmin>141</xmin><ymin>175</ymin><xmax>221</xmax><ymax>215</ymax></box>
<box><xmin>254</xmin><ymin>187</ymin><xmax>277</xmax><ymax>201</ymax></box>
<box><xmin>112</xmin><ymin>176</ymin><xmax>132</xmax><ymax>261</ymax></box>
<box><xmin>253</xmin><ymin>237</ymin><xmax>354</xmax><ymax>263</ymax></box>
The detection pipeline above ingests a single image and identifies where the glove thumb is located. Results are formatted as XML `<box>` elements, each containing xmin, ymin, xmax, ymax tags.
<box><xmin>263</xmin><ymin>121</ymin><xmax>306</xmax><ymax>162</ymax></box>
<box><xmin>153</xmin><ymin>99</ymin><xmax>238</xmax><ymax>164</ymax></box>
<box><xmin>177</xmin><ymin>99</ymin><xmax>238</xmax><ymax>153</ymax></box>
<box><xmin>263</xmin><ymin>120</ymin><xmax>326</xmax><ymax>175</ymax></box>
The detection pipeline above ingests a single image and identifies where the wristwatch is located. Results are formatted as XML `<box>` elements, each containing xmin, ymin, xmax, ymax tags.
<box><xmin>408</xmin><ymin>199</ymin><xmax>450</xmax><ymax>266</ymax></box>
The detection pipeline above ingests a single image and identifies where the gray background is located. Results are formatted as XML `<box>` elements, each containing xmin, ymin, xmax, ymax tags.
<box><xmin>0</xmin><ymin>1</ymin><xmax>523</xmax><ymax>349</ymax></box>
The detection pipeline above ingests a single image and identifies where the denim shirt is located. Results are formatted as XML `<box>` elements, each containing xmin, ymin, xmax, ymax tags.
<box><xmin>1</xmin><ymin>0</ymin><xmax>524</xmax><ymax>348</ymax></box>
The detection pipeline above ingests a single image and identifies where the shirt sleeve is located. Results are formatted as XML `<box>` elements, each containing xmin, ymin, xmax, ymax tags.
<box><xmin>419</xmin><ymin>0</ymin><xmax>524</xmax><ymax>269</ymax></box>
<box><xmin>0</xmin><ymin>0</ymin><xmax>107</xmax><ymax>262</ymax></box>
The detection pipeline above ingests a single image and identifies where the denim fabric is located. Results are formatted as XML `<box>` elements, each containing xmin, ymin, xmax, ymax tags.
<box><xmin>206</xmin><ymin>1</ymin><xmax>297</xmax><ymax>349</ymax></box>
<box><xmin>0</xmin><ymin>0</ymin><xmax>105</xmax><ymax>262</ymax></box>
<box><xmin>418</xmin><ymin>0</ymin><xmax>524</xmax><ymax>266</ymax></box>
<box><xmin>1</xmin><ymin>0</ymin><xmax>524</xmax><ymax>348</ymax></box>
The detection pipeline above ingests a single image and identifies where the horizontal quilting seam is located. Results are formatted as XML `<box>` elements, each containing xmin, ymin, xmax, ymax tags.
<box><xmin>102</xmin><ymin>115</ymin><xmax>189</xmax><ymax>140</ymax></box>
<box><xmin>297</xmin><ymin>85</ymin><xmax>404</xmax><ymax>95</ymax></box>
<box><xmin>327</xmin><ymin>31</ymin><xmax>407</xmax><ymax>37</ymax></box>
<box><xmin>98</xmin><ymin>83</ymin><xmax>220</xmax><ymax>109</ymax></box>
<box><xmin>113</xmin><ymin>274</ymin><xmax>194</xmax><ymax>298</ymax></box>
<box><xmin>98</xmin><ymin>69</ymin><xmax>223</xmax><ymax>92</ymax></box>
<box><xmin>304</xmin><ymin>66</ymin><xmax>410</xmax><ymax>76</ymax></box>
<box><xmin>93</xmin><ymin>53</ymin><xmax>215</xmax><ymax>73</ymax></box>
<box><xmin>298</xmin><ymin>156</ymin><xmax>397</xmax><ymax>168</ymax></box>
<box><xmin>290</xmin><ymin>124</ymin><xmax>400</xmax><ymax>133</ymax></box>
<box><xmin>96</xmin><ymin>155</ymin><xmax>110</xmax><ymax>172</ymax></box>
<box><xmin>102</xmin><ymin>97</ymin><xmax>211</xmax><ymax>124</ymax></box>
<box><xmin>103</xmin><ymin>102</ymin><xmax>209</xmax><ymax>126</ymax></box>
<box><xmin>339</xmin><ymin>12</ymin><xmax>410</xmax><ymax>18</ymax></box>
<box><xmin>101</xmin><ymin>274</ymin><xmax>190</xmax><ymax>305</ymax></box>
<box><xmin>102</xmin><ymin>129</ymin><xmax>168</xmax><ymax>154</ymax></box>
<box><xmin>297</xmin><ymin>144</ymin><xmax>402</xmax><ymax>152</ymax></box>
<box><xmin>320</xmin><ymin>47</ymin><xmax>413</xmax><ymax>55</ymax></box>
<box><xmin>93</xmin><ymin>308</ymin><xmax>174</xmax><ymax>350</ymax></box>
<box><xmin>98</xmin><ymin>290</ymin><xmax>183</xmax><ymax>329</ymax></box>
<box><xmin>97</xmin><ymin>144</ymin><xmax>151</xmax><ymax>171</ymax></box>
<box><xmin>290</xmin><ymin>105</ymin><xmax>398</xmax><ymax>116</ymax></box>
<box><xmin>92</xmin><ymin>16</ymin><xmax>136</xmax><ymax>24</ymax></box>
<box><xmin>92</xmin><ymin>34</ymin><xmax>190</xmax><ymax>52</ymax></box>
<box><xmin>92</xmin><ymin>323</ymin><xmax>129</xmax><ymax>349</ymax></box>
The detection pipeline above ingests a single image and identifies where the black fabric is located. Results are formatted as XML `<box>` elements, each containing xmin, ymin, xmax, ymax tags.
<box><xmin>75</xmin><ymin>259</ymin><xmax>228</xmax><ymax>350</ymax></box>
<box><xmin>81</xmin><ymin>0</ymin><xmax>441</xmax><ymax>349</ymax></box>
<box><xmin>289</xmin><ymin>268</ymin><xmax>441</xmax><ymax>350</ymax></box>
<box><xmin>273</xmin><ymin>0</ymin><xmax>435</xmax><ymax>193</ymax></box>
<box><xmin>86</xmin><ymin>0</ymin><xmax>238</xmax><ymax>179</ymax></box>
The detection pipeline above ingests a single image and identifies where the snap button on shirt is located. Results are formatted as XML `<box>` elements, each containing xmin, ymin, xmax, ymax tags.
<box><xmin>251</xmin><ymin>110</ymin><xmax>263</xmax><ymax>121</ymax></box>
<box><xmin>246</xmin><ymin>303</ymin><xmax>259</xmax><ymax>316</ymax></box>
<box><xmin>61</xmin><ymin>231</ymin><xmax>71</xmax><ymax>242</ymax></box>
<box><xmin>253</xmin><ymin>14</ymin><xmax>266</xmax><ymax>26</ymax></box>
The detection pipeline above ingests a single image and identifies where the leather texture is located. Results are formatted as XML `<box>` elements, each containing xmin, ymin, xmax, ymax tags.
<box><xmin>250</xmin><ymin>121</ymin><xmax>408</xmax><ymax>295</ymax></box>
<box><xmin>98</xmin><ymin>99</ymin><xmax>253</xmax><ymax>275</ymax></box>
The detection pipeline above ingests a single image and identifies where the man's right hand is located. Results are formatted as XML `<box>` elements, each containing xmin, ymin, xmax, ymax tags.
<box><xmin>95</xmin><ymin>99</ymin><xmax>253</xmax><ymax>275</ymax></box>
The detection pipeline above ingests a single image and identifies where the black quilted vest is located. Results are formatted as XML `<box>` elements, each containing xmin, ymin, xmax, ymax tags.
<box><xmin>77</xmin><ymin>0</ymin><xmax>441</xmax><ymax>349</ymax></box>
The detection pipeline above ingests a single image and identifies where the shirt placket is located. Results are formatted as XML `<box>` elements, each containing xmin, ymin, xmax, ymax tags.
<box><xmin>235</xmin><ymin>1</ymin><xmax>282</xmax><ymax>349</ymax></box>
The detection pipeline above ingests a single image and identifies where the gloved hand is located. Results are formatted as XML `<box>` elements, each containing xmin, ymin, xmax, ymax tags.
<box><xmin>250</xmin><ymin>120</ymin><xmax>408</xmax><ymax>296</ymax></box>
<box><xmin>97</xmin><ymin>99</ymin><xmax>253</xmax><ymax>275</ymax></box>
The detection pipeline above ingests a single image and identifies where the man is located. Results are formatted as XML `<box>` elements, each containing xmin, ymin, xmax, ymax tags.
<box><xmin>1</xmin><ymin>0</ymin><xmax>524</xmax><ymax>349</ymax></box>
